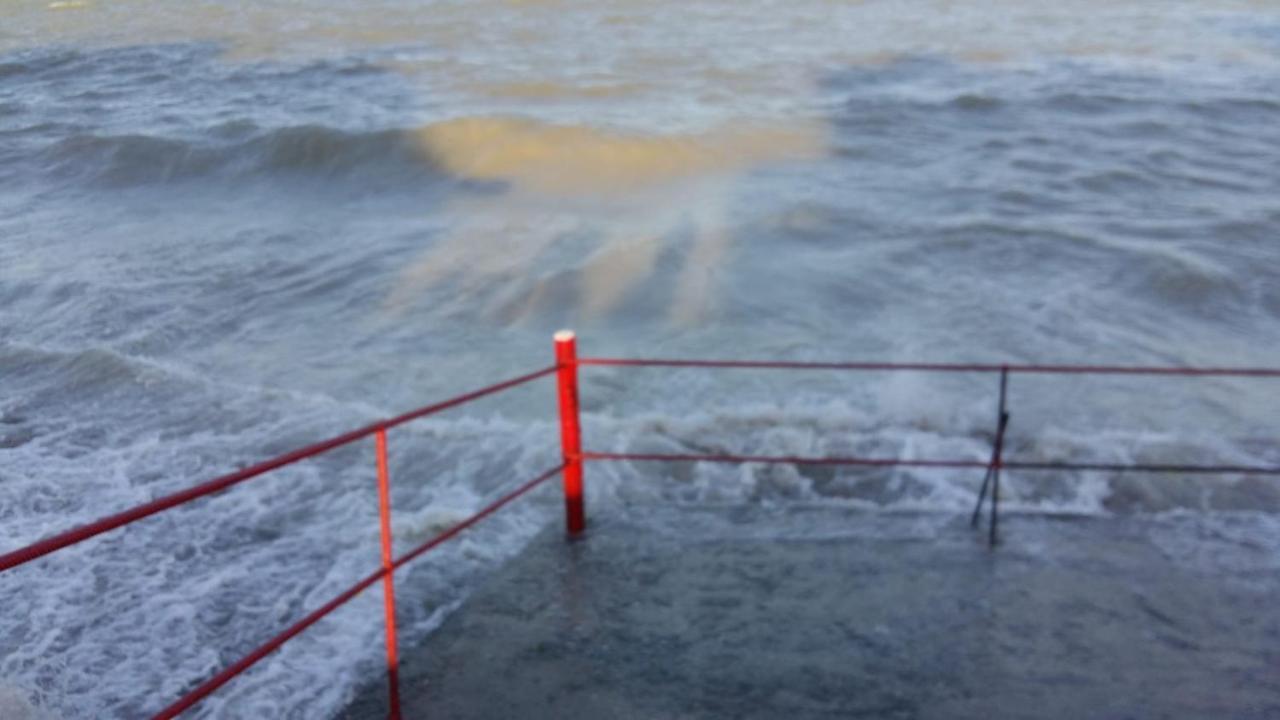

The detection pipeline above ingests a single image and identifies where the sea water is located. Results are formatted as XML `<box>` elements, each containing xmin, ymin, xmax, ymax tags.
<box><xmin>2</xmin><ymin>1</ymin><xmax>1279</xmax><ymax>717</ymax></box>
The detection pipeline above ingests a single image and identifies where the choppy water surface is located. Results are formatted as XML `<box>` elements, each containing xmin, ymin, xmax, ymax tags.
<box><xmin>1</xmin><ymin>1</ymin><xmax>1279</xmax><ymax>717</ymax></box>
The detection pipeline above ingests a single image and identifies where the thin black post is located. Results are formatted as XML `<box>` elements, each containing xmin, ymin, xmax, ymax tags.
<box><xmin>989</xmin><ymin>367</ymin><xmax>1010</xmax><ymax>546</ymax></box>
<box><xmin>989</xmin><ymin>409</ymin><xmax>1009</xmax><ymax>547</ymax></box>
<box><xmin>970</xmin><ymin>464</ymin><xmax>993</xmax><ymax>528</ymax></box>
<box><xmin>971</xmin><ymin>366</ymin><xmax>1010</xmax><ymax>528</ymax></box>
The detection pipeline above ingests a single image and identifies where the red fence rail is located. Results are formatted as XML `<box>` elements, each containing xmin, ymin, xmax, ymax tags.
<box><xmin>0</xmin><ymin>362</ymin><xmax>563</xmax><ymax>720</ymax></box>
<box><xmin>0</xmin><ymin>365</ymin><xmax>558</xmax><ymax>573</ymax></box>
<box><xmin>579</xmin><ymin>357</ymin><xmax>1280</xmax><ymax>544</ymax></box>
<box><xmin>579</xmin><ymin>357</ymin><xmax>1280</xmax><ymax>376</ymax></box>
<box><xmin>1</xmin><ymin>332</ymin><xmax>1278</xmax><ymax>718</ymax></box>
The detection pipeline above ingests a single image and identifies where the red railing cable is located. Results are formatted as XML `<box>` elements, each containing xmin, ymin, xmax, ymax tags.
<box><xmin>578</xmin><ymin>357</ymin><xmax>1280</xmax><ymax>377</ymax></box>
<box><xmin>376</xmin><ymin>365</ymin><xmax>558</xmax><ymax>432</ymax></box>
<box><xmin>152</xmin><ymin>566</ymin><xmax>385</xmax><ymax>720</ymax></box>
<box><xmin>150</xmin><ymin>463</ymin><xmax>563</xmax><ymax>720</ymax></box>
<box><xmin>581</xmin><ymin>452</ymin><xmax>1280</xmax><ymax>475</ymax></box>
<box><xmin>1004</xmin><ymin>460</ymin><xmax>1280</xmax><ymax>474</ymax></box>
<box><xmin>0</xmin><ymin>365</ymin><xmax>557</xmax><ymax>574</ymax></box>
<box><xmin>388</xmin><ymin>463</ymin><xmax>564</xmax><ymax>572</ymax></box>
<box><xmin>582</xmin><ymin>451</ymin><xmax>990</xmax><ymax>469</ymax></box>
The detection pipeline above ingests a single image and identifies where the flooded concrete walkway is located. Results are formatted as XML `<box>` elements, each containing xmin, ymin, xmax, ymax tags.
<box><xmin>341</xmin><ymin>507</ymin><xmax>1280</xmax><ymax>719</ymax></box>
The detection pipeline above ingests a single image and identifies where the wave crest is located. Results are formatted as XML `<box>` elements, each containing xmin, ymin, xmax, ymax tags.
<box><xmin>37</xmin><ymin>124</ymin><xmax>428</xmax><ymax>187</ymax></box>
<box><xmin>35</xmin><ymin>116</ymin><xmax>822</xmax><ymax>192</ymax></box>
<box><xmin>412</xmin><ymin>116</ymin><xmax>822</xmax><ymax>195</ymax></box>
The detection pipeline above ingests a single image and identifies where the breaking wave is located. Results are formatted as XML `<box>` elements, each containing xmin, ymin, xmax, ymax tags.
<box><xmin>33</xmin><ymin>116</ymin><xmax>822</xmax><ymax>193</ymax></box>
<box><xmin>36</xmin><ymin>124</ymin><xmax>434</xmax><ymax>187</ymax></box>
<box><xmin>412</xmin><ymin>116</ymin><xmax>821</xmax><ymax>195</ymax></box>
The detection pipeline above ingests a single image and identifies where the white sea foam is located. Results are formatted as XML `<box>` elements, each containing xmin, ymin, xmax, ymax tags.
<box><xmin>0</xmin><ymin>683</ymin><xmax>48</xmax><ymax>720</ymax></box>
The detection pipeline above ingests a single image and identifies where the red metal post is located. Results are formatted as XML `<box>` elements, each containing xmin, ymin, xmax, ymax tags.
<box><xmin>555</xmin><ymin>330</ymin><xmax>585</xmax><ymax>536</ymax></box>
<box><xmin>149</xmin><ymin>463</ymin><xmax>564</xmax><ymax>720</ymax></box>
<box><xmin>375</xmin><ymin>430</ymin><xmax>403</xmax><ymax>720</ymax></box>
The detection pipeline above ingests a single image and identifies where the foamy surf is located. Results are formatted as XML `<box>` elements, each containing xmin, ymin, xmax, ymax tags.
<box><xmin>0</xmin><ymin>683</ymin><xmax>46</xmax><ymax>720</ymax></box>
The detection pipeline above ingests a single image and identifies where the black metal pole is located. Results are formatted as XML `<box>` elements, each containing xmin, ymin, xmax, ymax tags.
<box><xmin>970</xmin><ymin>464</ymin><xmax>993</xmax><ymax>528</ymax></box>
<box><xmin>988</xmin><ymin>367</ymin><xmax>1010</xmax><ymax>547</ymax></box>
<box><xmin>989</xmin><ymin>410</ymin><xmax>1009</xmax><ymax>547</ymax></box>
<box><xmin>971</xmin><ymin>366</ymin><xmax>1009</xmax><ymax>530</ymax></box>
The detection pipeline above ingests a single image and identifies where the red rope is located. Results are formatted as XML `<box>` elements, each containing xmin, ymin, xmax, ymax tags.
<box><xmin>0</xmin><ymin>366</ymin><xmax>557</xmax><ymax>574</ymax></box>
<box><xmin>150</xmin><ymin>463</ymin><xmax>562</xmax><ymax>720</ymax></box>
<box><xmin>582</xmin><ymin>451</ymin><xmax>989</xmax><ymax>469</ymax></box>
<box><xmin>391</xmin><ymin>463</ymin><xmax>563</xmax><ymax>570</ymax></box>
<box><xmin>578</xmin><ymin>358</ymin><xmax>1280</xmax><ymax>377</ymax></box>
<box><xmin>582</xmin><ymin>451</ymin><xmax>1280</xmax><ymax>475</ymax></box>
<box><xmin>1005</xmin><ymin>460</ymin><xmax>1280</xmax><ymax>475</ymax></box>
<box><xmin>378</xmin><ymin>366</ymin><xmax>558</xmax><ymax>432</ymax></box>
<box><xmin>151</xmin><ymin>567</ymin><xmax>385</xmax><ymax>720</ymax></box>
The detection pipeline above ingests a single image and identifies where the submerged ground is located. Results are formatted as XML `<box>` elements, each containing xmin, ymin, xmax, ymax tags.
<box><xmin>342</xmin><ymin>507</ymin><xmax>1280</xmax><ymax>719</ymax></box>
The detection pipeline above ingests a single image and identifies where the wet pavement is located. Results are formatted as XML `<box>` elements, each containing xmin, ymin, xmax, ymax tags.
<box><xmin>341</xmin><ymin>507</ymin><xmax>1280</xmax><ymax>719</ymax></box>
